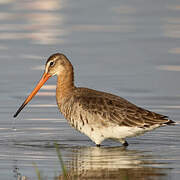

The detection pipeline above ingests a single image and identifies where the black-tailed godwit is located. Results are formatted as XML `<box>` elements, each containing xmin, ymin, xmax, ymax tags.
<box><xmin>14</xmin><ymin>53</ymin><xmax>175</xmax><ymax>146</ymax></box>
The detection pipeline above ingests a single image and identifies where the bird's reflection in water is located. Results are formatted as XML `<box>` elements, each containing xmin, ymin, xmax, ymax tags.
<box><xmin>58</xmin><ymin>146</ymin><xmax>170</xmax><ymax>180</ymax></box>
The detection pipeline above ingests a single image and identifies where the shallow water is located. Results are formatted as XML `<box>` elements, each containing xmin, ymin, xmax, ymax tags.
<box><xmin>1</xmin><ymin>0</ymin><xmax>180</xmax><ymax>179</ymax></box>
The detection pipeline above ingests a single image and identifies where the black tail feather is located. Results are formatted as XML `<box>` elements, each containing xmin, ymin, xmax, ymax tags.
<box><xmin>164</xmin><ymin>119</ymin><xmax>176</xmax><ymax>125</ymax></box>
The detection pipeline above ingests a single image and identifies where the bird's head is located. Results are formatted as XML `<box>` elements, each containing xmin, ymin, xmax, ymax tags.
<box><xmin>45</xmin><ymin>53</ymin><xmax>72</xmax><ymax>77</ymax></box>
<box><xmin>13</xmin><ymin>53</ymin><xmax>72</xmax><ymax>118</ymax></box>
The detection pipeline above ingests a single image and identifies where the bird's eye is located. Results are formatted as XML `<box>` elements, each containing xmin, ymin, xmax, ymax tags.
<box><xmin>50</xmin><ymin>61</ymin><xmax>54</xmax><ymax>66</ymax></box>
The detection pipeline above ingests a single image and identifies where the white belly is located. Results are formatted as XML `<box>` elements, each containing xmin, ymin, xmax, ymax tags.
<box><xmin>78</xmin><ymin>123</ymin><xmax>160</xmax><ymax>145</ymax></box>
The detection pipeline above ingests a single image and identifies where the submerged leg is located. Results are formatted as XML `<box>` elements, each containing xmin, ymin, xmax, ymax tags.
<box><xmin>122</xmin><ymin>140</ymin><xmax>129</xmax><ymax>146</ymax></box>
<box><xmin>120</xmin><ymin>139</ymin><xmax>129</xmax><ymax>146</ymax></box>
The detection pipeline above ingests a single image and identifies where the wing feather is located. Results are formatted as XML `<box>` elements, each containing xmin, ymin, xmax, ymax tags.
<box><xmin>70</xmin><ymin>88</ymin><xmax>174</xmax><ymax>128</ymax></box>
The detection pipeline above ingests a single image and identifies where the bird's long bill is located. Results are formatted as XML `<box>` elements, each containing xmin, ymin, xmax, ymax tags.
<box><xmin>13</xmin><ymin>72</ymin><xmax>51</xmax><ymax>118</ymax></box>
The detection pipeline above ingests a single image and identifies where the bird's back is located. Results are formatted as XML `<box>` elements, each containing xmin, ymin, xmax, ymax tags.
<box><xmin>58</xmin><ymin>87</ymin><xmax>174</xmax><ymax>129</ymax></box>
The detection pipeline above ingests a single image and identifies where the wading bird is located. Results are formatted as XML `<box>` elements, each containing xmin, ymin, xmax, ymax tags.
<box><xmin>14</xmin><ymin>53</ymin><xmax>175</xmax><ymax>146</ymax></box>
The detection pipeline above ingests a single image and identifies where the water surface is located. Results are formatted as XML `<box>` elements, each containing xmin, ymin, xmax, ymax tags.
<box><xmin>0</xmin><ymin>0</ymin><xmax>180</xmax><ymax>179</ymax></box>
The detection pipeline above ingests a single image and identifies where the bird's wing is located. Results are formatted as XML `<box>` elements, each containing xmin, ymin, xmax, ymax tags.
<box><xmin>73</xmin><ymin>88</ymin><xmax>173</xmax><ymax>128</ymax></box>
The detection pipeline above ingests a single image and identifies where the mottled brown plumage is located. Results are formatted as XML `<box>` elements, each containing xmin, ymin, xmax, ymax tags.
<box><xmin>14</xmin><ymin>53</ymin><xmax>175</xmax><ymax>146</ymax></box>
<box><xmin>58</xmin><ymin>87</ymin><xmax>171</xmax><ymax>127</ymax></box>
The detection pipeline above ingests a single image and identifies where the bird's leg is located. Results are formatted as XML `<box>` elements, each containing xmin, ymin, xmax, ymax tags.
<box><xmin>123</xmin><ymin>141</ymin><xmax>129</xmax><ymax>146</ymax></box>
<box><xmin>96</xmin><ymin>144</ymin><xmax>101</xmax><ymax>147</ymax></box>
<box><xmin>121</xmin><ymin>139</ymin><xmax>129</xmax><ymax>146</ymax></box>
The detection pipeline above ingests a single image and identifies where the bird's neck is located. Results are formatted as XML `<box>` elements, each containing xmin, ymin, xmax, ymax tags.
<box><xmin>56</xmin><ymin>69</ymin><xmax>75</xmax><ymax>104</ymax></box>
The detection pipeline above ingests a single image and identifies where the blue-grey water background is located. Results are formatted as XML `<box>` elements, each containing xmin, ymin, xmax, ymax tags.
<box><xmin>1</xmin><ymin>0</ymin><xmax>180</xmax><ymax>179</ymax></box>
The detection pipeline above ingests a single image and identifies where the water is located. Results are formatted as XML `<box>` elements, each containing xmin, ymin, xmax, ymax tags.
<box><xmin>0</xmin><ymin>0</ymin><xmax>180</xmax><ymax>179</ymax></box>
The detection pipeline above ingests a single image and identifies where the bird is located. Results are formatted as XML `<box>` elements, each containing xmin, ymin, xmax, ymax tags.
<box><xmin>14</xmin><ymin>53</ymin><xmax>175</xmax><ymax>147</ymax></box>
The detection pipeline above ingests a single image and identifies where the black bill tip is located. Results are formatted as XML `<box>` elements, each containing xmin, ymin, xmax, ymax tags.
<box><xmin>13</xmin><ymin>102</ymin><xmax>26</xmax><ymax>118</ymax></box>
